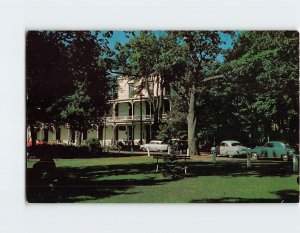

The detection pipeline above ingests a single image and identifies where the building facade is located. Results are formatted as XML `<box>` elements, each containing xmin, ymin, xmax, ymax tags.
<box><xmin>102</xmin><ymin>76</ymin><xmax>170</xmax><ymax>146</ymax></box>
<box><xmin>27</xmin><ymin>76</ymin><xmax>170</xmax><ymax>146</ymax></box>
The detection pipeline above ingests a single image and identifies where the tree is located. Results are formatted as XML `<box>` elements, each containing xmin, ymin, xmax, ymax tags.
<box><xmin>157</xmin><ymin>93</ymin><xmax>188</xmax><ymax>141</ymax></box>
<box><xmin>27</xmin><ymin>31</ymin><xmax>115</xmax><ymax>146</ymax></box>
<box><xmin>171</xmin><ymin>31</ymin><xmax>233</xmax><ymax>155</ymax></box>
<box><xmin>55</xmin><ymin>31</ymin><xmax>114</xmax><ymax>146</ymax></box>
<box><xmin>223</xmin><ymin>31</ymin><xmax>299</xmax><ymax>144</ymax></box>
<box><xmin>26</xmin><ymin>31</ymin><xmax>72</xmax><ymax>146</ymax></box>
<box><xmin>115</xmin><ymin>32</ymin><xmax>186</xmax><ymax>137</ymax></box>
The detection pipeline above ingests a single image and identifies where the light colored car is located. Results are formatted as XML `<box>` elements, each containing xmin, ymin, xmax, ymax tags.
<box><xmin>211</xmin><ymin>140</ymin><xmax>249</xmax><ymax>158</ymax></box>
<box><xmin>140</xmin><ymin>140</ymin><xmax>170</xmax><ymax>152</ymax></box>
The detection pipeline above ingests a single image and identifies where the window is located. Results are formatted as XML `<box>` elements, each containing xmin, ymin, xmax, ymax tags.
<box><xmin>56</xmin><ymin>128</ymin><xmax>61</xmax><ymax>140</ymax></box>
<box><xmin>43</xmin><ymin>129</ymin><xmax>48</xmax><ymax>142</ymax></box>
<box><xmin>164</xmin><ymin>99</ymin><xmax>170</xmax><ymax>113</ymax></box>
<box><xmin>119</xmin><ymin>126</ymin><xmax>126</xmax><ymax>131</ymax></box>
<box><xmin>232</xmin><ymin>142</ymin><xmax>241</xmax><ymax>146</ymax></box>
<box><xmin>148</xmin><ymin>81</ymin><xmax>154</xmax><ymax>95</ymax></box>
<box><xmin>71</xmin><ymin>130</ymin><xmax>75</xmax><ymax>142</ymax></box>
<box><xmin>164</xmin><ymin>84</ymin><xmax>170</xmax><ymax>95</ymax></box>
<box><xmin>266</xmin><ymin>143</ymin><xmax>273</xmax><ymax>148</ymax></box>
<box><xmin>128</xmin><ymin>84</ymin><xmax>135</xmax><ymax>98</ymax></box>
<box><xmin>83</xmin><ymin>130</ymin><xmax>87</xmax><ymax>140</ymax></box>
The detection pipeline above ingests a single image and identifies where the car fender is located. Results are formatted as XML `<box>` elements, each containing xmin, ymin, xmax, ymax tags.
<box><xmin>253</xmin><ymin>148</ymin><xmax>263</xmax><ymax>156</ymax></box>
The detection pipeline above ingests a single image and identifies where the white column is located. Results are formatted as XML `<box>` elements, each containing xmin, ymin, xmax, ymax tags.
<box><xmin>149</xmin><ymin>101</ymin><xmax>152</xmax><ymax>118</ymax></box>
<box><xmin>68</xmin><ymin>128</ymin><xmax>70</xmax><ymax>144</ymax></box>
<box><xmin>113</xmin><ymin>102</ymin><xmax>116</xmax><ymax>119</ymax></box>
<box><xmin>131</xmin><ymin>101</ymin><xmax>134</xmax><ymax>119</ymax></box>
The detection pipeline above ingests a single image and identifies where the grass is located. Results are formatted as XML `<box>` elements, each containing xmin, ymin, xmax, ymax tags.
<box><xmin>26</xmin><ymin>155</ymin><xmax>299</xmax><ymax>203</ymax></box>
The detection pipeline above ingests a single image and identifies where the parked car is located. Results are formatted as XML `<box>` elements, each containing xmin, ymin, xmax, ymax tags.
<box><xmin>248</xmin><ymin>141</ymin><xmax>295</xmax><ymax>161</ymax></box>
<box><xmin>140</xmin><ymin>140</ymin><xmax>170</xmax><ymax>152</ymax></box>
<box><xmin>211</xmin><ymin>140</ymin><xmax>249</xmax><ymax>158</ymax></box>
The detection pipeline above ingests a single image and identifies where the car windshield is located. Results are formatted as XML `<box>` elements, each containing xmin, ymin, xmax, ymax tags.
<box><xmin>281</xmin><ymin>143</ymin><xmax>287</xmax><ymax>148</ymax></box>
<box><xmin>232</xmin><ymin>143</ymin><xmax>241</xmax><ymax>146</ymax></box>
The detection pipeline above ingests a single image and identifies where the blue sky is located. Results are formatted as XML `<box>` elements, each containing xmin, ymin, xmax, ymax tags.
<box><xmin>98</xmin><ymin>31</ymin><xmax>239</xmax><ymax>62</ymax></box>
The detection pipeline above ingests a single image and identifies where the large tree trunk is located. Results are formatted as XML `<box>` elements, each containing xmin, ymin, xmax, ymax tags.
<box><xmin>187</xmin><ymin>85</ymin><xmax>197</xmax><ymax>156</ymax></box>
<box><xmin>152</xmin><ymin>113</ymin><xmax>159</xmax><ymax>139</ymax></box>
<box><xmin>75</xmin><ymin>131</ymin><xmax>82</xmax><ymax>146</ymax></box>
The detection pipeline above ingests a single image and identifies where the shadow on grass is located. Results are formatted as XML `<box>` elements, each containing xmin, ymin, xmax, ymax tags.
<box><xmin>26</xmin><ymin>157</ymin><xmax>298</xmax><ymax>203</ymax></box>
<box><xmin>190</xmin><ymin>190</ymin><xmax>299</xmax><ymax>203</ymax></box>
<box><xmin>26</xmin><ymin>162</ymin><xmax>170</xmax><ymax>203</ymax></box>
<box><xmin>186</xmin><ymin>159</ymin><xmax>297</xmax><ymax>178</ymax></box>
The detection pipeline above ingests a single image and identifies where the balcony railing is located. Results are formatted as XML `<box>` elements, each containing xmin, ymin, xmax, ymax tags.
<box><xmin>105</xmin><ymin>114</ymin><xmax>168</xmax><ymax>122</ymax></box>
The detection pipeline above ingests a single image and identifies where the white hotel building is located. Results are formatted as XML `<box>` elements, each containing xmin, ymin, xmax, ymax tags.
<box><xmin>27</xmin><ymin>76</ymin><xmax>171</xmax><ymax>146</ymax></box>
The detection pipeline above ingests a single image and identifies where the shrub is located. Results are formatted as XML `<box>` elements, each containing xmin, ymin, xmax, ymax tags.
<box><xmin>161</xmin><ymin>150</ymin><xmax>185</xmax><ymax>180</ymax></box>
<box><xmin>27</xmin><ymin>143</ymin><xmax>102</xmax><ymax>159</ymax></box>
<box><xmin>85</xmin><ymin>138</ymin><xmax>102</xmax><ymax>154</ymax></box>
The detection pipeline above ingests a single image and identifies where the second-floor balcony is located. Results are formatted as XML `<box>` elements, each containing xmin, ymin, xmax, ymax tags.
<box><xmin>105</xmin><ymin>114</ymin><xmax>168</xmax><ymax>123</ymax></box>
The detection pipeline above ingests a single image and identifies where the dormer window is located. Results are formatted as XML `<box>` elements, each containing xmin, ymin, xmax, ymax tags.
<box><xmin>148</xmin><ymin>81</ymin><xmax>154</xmax><ymax>96</ymax></box>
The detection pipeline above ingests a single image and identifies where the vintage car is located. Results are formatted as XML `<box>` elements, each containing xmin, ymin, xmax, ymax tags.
<box><xmin>211</xmin><ymin>140</ymin><xmax>249</xmax><ymax>158</ymax></box>
<box><xmin>248</xmin><ymin>141</ymin><xmax>295</xmax><ymax>161</ymax></box>
<box><xmin>140</xmin><ymin>140</ymin><xmax>170</xmax><ymax>152</ymax></box>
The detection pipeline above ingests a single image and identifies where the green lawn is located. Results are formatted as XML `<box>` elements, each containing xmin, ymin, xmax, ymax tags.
<box><xmin>26</xmin><ymin>155</ymin><xmax>299</xmax><ymax>203</ymax></box>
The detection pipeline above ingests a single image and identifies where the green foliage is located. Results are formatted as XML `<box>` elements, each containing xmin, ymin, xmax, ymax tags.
<box><xmin>157</xmin><ymin>94</ymin><xmax>188</xmax><ymax>141</ymax></box>
<box><xmin>156</xmin><ymin>31</ymin><xmax>299</xmax><ymax>148</ymax></box>
<box><xmin>27</xmin><ymin>31</ymin><xmax>116</xmax><ymax>146</ymax></box>
<box><xmin>167</xmin><ymin>32</ymin><xmax>234</xmax><ymax>153</ymax></box>
<box><xmin>27</xmin><ymin>30</ymin><xmax>299</xmax><ymax>150</ymax></box>
<box><xmin>57</xmin><ymin>32</ymin><xmax>113</xmax><ymax>132</ymax></box>
<box><xmin>223</xmin><ymin>31</ymin><xmax>299</xmax><ymax>144</ymax></box>
<box><xmin>85</xmin><ymin>138</ymin><xmax>102</xmax><ymax>154</ymax></box>
<box><xmin>115</xmin><ymin>32</ymin><xmax>186</xmax><ymax>137</ymax></box>
<box><xmin>162</xmin><ymin>150</ymin><xmax>185</xmax><ymax>180</ymax></box>
<box><xmin>26</xmin><ymin>31</ymin><xmax>73</xmax><ymax>126</ymax></box>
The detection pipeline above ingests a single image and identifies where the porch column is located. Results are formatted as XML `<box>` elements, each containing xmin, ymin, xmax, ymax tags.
<box><xmin>112</xmin><ymin>102</ymin><xmax>116</xmax><ymax>119</ymax></box>
<box><xmin>131</xmin><ymin>100</ymin><xmax>134</xmax><ymax>120</ymax></box>
<box><xmin>126</xmin><ymin>124</ymin><xmax>129</xmax><ymax>142</ymax></box>
<box><xmin>68</xmin><ymin>128</ymin><xmax>71</xmax><ymax>144</ymax></box>
<box><xmin>113</xmin><ymin>124</ymin><xmax>117</xmax><ymax>145</ymax></box>
<box><xmin>149</xmin><ymin>101</ymin><xmax>152</xmax><ymax>118</ymax></box>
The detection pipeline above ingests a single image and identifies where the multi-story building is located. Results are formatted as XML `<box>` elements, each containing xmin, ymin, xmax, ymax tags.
<box><xmin>102</xmin><ymin>76</ymin><xmax>170</xmax><ymax>146</ymax></box>
<box><xmin>27</xmin><ymin>76</ymin><xmax>171</xmax><ymax>146</ymax></box>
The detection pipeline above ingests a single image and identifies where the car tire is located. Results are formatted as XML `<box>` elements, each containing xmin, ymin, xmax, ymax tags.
<box><xmin>282</xmin><ymin>154</ymin><xmax>289</xmax><ymax>161</ymax></box>
<box><xmin>251</xmin><ymin>153</ymin><xmax>258</xmax><ymax>160</ymax></box>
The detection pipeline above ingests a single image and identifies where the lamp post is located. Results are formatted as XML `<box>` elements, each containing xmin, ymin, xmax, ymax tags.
<box><xmin>139</xmin><ymin>93</ymin><xmax>144</xmax><ymax>145</ymax></box>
